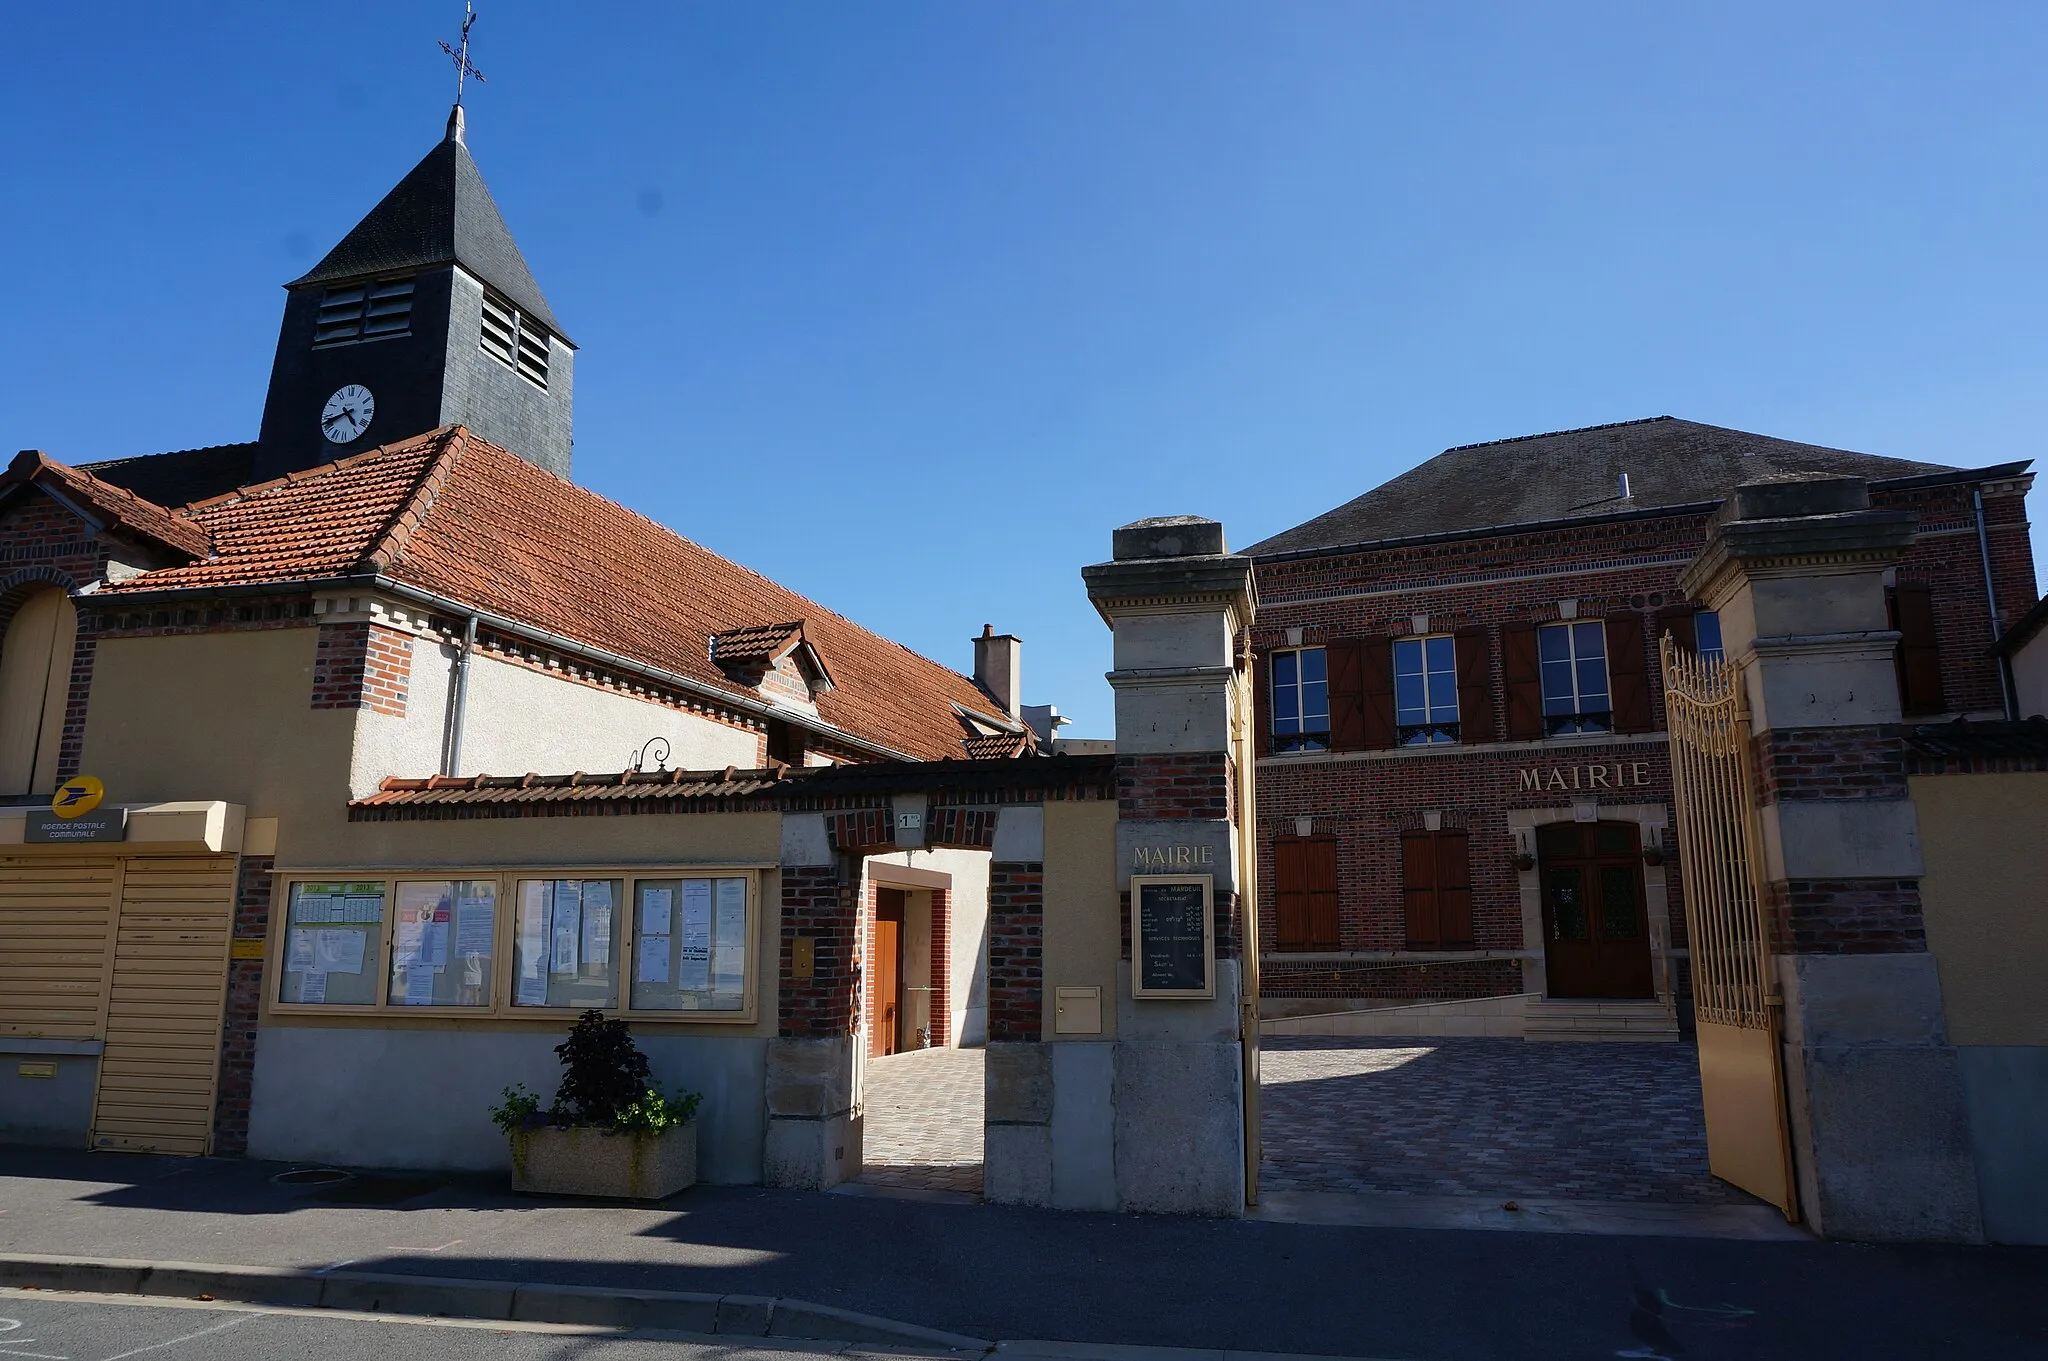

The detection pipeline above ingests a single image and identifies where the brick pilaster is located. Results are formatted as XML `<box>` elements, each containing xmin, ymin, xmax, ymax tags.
<box><xmin>210</xmin><ymin>855</ymin><xmax>274</xmax><ymax>1156</ymax></box>
<box><xmin>986</xmin><ymin>862</ymin><xmax>1044</xmax><ymax>1042</ymax></box>
<box><xmin>778</xmin><ymin>866</ymin><xmax>856</xmax><ymax>1037</ymax></box>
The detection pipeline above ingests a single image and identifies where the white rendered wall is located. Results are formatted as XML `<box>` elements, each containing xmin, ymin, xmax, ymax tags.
<box><xmin>350</xmin><ymin>636</ymin><xmax>762</xmax><ymax>797</ymax></box>
<box><xmin>866</xmin><ymin>846</ymin><xmax>991</xmax><ymax>1047</ymax></box>
<box><xmin>2013</xmin><ymin>633</ymin><xmax>2048</xmax><ymax>720</ymax></box>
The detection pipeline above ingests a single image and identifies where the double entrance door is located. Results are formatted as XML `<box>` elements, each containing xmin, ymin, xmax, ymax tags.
<box><xmin>1537</xmin><ymin>822</ymin><xmax>1653</xmax><ymax>999</ymax></box>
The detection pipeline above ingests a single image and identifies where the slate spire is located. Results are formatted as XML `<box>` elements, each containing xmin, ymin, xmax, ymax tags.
<box><xmin>288</xmin><ymin>110</ymin><xmax>563</xmax><ymax>338</ymax></box>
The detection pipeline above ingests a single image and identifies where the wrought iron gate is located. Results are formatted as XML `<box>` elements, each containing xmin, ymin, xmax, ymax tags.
<box><xmin>1661</xmin><ymin>638</ymin><xmax>1799</xmax><ymax>1220</ymax></box>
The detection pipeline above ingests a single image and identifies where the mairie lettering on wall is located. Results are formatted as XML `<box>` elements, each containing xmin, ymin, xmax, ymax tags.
<box><xmin>1131</xmin><ymin>844</ymin><xmax>1216</xmax><ymax>869</ymax></box>
<box><xmin>1517</xmin><ymin>763</ymin><xmax>1652</xmax><ymax>794</ymax></box>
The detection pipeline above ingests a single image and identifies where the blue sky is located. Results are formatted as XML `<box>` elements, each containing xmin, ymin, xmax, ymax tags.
<box><xmin>3</xmin><ymin>3</ymin><xmax>2042</xmax><ymax>737</ymax></box>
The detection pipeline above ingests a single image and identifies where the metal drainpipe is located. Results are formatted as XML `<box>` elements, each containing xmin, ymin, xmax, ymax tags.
<box><xmin>443</xmin><ymin>615</ymin><xmax>479</xmax><ymax>776</ymax></box>
<box><xmin>1971</xmin><ymin>484</ymin><xmax>2017</xmax><ymax>719</ymax></box>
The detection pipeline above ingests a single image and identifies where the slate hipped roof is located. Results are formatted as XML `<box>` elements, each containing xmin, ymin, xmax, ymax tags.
<box><xmin>83</xmin><ymin>427</ymin><xmax>1010</xmax><ymax>760</ymax></box>
<box><xmin>1243</xmin><ymin>417</ymin><xmax>2016</xmax><ymax>559</ymax></box>
<box><xmin>289</xmin><ymin>111</ymin><xmax>566</xmax><ymax>339</ymax></box>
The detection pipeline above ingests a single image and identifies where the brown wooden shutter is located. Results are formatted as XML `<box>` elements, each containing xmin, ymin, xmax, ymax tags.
<box><xmin>1360</xmin><ymin>637</ymin><xmax>1395</xmax><ymax>749</ymax></box>
<box><xmin>1656</xmin><ymin>605</ymin><xmax>1697</xmax><ymax>656</ymax></box>
<box><xmin>1327</xmin><ymin>640</ymin><xmax>1366</xmax><ymax>750</ymax></box>
<box><xmin>1502</xmin><ymin>622</ymin><xmax>1542</xmax><ymax>739</ymax></box>
<box><xmin>1275</xmin><ymin>836</ymin><xmax>1309</xmax><ymax>949</ymax></box>
<box><xmin>1890</xmin><ymin>583</ymin><xmax>1946</xmax><ymax>715</ymax></box>
<box><xmin>1606</xmin><ymin>612</ymin><xmax>1652</xmax><ymax>733</ymax></box>
<box><xmin>1453</xmin><ymin>627</ymin><xmax>1495</xmax><ymax>745</ymax></box>
<box><xmin>1253</xmin><ymin>649</ymin><xmax>1272</xmax><ymax>757</ymax></box>
<box><xmin>1274</xmin><ymin>836</ymin><xmax>1338</xmax><ymax>951</ymax></box>
<box><xmin>1435</xmin><ymin>831</ymin><xmax>1472</xmax><ymax>948</ymax></box>
<box><xmin>1402</xmin><ymin>832</ymin><xmax>1440</xmax><ymax>948</ymax></box>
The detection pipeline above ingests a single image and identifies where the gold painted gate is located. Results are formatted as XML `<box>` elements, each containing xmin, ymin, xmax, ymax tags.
<box><xmin>1660</xmin><ymin>639</ymin><xmax>1798</xmax><ymax>1219</ymax></box>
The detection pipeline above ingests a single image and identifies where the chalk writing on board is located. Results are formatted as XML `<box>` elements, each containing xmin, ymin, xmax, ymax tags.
<box><xmin>1135</xmin><ymin>877</ymin><xmax>1210</xmax><ymax>995</ymax></box>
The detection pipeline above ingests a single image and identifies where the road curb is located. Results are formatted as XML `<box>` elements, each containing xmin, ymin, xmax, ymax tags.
<box><xmin>0</xmin><ymin>1252</ymin><xmax>991</xmax><ymax>1351</ymax></box>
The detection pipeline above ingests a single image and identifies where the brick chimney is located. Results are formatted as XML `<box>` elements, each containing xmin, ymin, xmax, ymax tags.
<box><xmin>973</xmin><ymin>624</ymin><xmax>1021</xmax><ymax>719</ymax></box>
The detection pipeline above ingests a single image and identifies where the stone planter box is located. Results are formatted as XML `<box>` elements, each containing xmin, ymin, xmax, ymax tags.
<box><xmin>510</xmin><ymin>1123</ymin><xmax>697</xmax><ymax>1200</ymax></box>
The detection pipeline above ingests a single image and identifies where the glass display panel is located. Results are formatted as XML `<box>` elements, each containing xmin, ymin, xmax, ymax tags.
<box><xmin>511</xmin><ymin>879</ymin><xmax>621</xmax><ymax>1009</ymax></box>
<box><xmin>387</xmin><ymin>880</ymin><xmax>497</xmax><ymax>1007</ymax></box>
<box><xmin>279</xmin><ymin>881</ymin><xmax>385</xmax><ymax>1005</ymax></box>
<box><xmin>1546</xmin><ymin>869</ymin><xmax>1589</xmax><ymax>942</ymax></box>
<box><xmin>630</xmin><ymin>877</ymin><xmax>750</xmax><ymax>1011</ymax></box>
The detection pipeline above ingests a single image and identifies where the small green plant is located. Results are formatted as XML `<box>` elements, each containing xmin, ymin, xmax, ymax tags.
<box><xmin>489</xmin><ymin>1011</ymin><xmax>701</xmax><ymax>1136</ymax></box>
<box><xmin>488</xmin><ymin>1083</ymin><xmax>544</xmax><ymax>1134</ymax></box>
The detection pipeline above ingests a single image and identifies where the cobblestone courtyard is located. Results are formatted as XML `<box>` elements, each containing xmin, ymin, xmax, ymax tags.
<box><xmin>857</xmin><ymin>1047</ymin><xmax>985</xmax><ymax>1194</ymax></box>
<box><xmin>851</xmin><ymin>1037</ymin><xmax>1748</xmax><ymax>1207</ymax></box>
<box><xmin>1260</xmin><ymin>1036</ymin><xmax>1752</xmax><ymax>1204</ymax></box>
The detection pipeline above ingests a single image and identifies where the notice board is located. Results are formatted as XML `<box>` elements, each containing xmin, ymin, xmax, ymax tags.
<box><xmin>1130</xmin><ymin>873</ymin><xmax>1214</xmax><ymax>999</ymax></box>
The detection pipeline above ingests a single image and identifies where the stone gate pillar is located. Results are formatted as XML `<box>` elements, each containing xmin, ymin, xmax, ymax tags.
<box><xmin>1085</xmin><ymin>515</ymin><xmax>1256</xmax><ymax>1215</ymax></box>
<box><xmin>1681</xmin><ymin>477</ymin><xmax>1983</xmax><ymax>1242</ymax></box>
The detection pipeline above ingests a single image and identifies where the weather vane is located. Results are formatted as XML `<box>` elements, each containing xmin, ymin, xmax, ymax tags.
<box><xmin>439</xmin><ymin>2</ymin><xmax>486</xmax><ymax>107</ymax></box>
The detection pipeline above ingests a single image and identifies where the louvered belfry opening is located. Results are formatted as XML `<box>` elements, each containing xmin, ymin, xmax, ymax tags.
<box><xmin>313</xmin><ymin>276</ymin><xmax>415</xmax><ymax>347</ymax></box>
<box><xmin>480</xmin><ymin>286</ymin><xmax>551</xmax><ymax>390</ymax></box>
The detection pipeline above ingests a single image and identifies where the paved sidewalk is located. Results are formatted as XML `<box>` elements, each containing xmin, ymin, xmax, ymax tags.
<box><xmin>2</xmin><ymin>1147</ymin><xmax>2043</xmax><ymax>1360</ymax></box>
<box><xmin>1260</xmin><ymin>1036</ymin><xmax>1753</xmax><ymax>1205</ymax></box>
<box><xmin>857</xmin><ymin>1048</ymin><xmax>983</xmax><ymax>1196</ymax></box>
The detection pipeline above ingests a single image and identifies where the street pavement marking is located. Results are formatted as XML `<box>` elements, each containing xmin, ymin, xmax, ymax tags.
<box><xmin>96</xmin><ymin>1313</ymin><xmax>251</xmax><ymax>1361</ymax></box>
<box><xmin>0</xmin><ymin>1313</ymin><xmax>70</xmax><ymax>1360</ymax></box>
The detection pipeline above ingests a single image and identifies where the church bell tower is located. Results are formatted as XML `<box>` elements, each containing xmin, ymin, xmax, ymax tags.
<box><xmin>253</xmin><ymin>105</ymin><xmax>574</xmax><ymax>482</ymax></box>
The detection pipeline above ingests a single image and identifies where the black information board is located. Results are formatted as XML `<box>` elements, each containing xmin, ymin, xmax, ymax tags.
<box><xmin>1135</xmin><ymin>877</ymin><xmax>1210</xmax><ymax>995</ymax></box>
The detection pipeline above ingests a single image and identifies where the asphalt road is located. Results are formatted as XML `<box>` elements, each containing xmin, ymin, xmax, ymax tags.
<box><xmin>0</xmin><ymin>1291</ymin><xmax>959</xmax><ymax>1361</ymax></box>
<box><xmin>3</xmin><ymin>1149</ymin><xmax>2045</xmax><ymax>1360</ymax></box>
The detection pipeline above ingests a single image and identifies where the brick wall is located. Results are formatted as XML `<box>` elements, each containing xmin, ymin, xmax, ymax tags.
<box><xmin>310</xmin><ymin>621</ymin><xmax>411</xmax><ymax>715</ymax></box>
<box><xmin>1764</xmin><ymin>879</ymin><xmax>1925</xmax><ymax>955</ymax></box>
<box><xmin>779</xmin><ymin>866</ymin><xmax>856</xmax><ymax>1038</ymax></box>
<box><xmin>211</xmin><ymin>855</ymin><xmax>274</xmax><ymax>1155</ymax></box>
<box><xmin>0</xmin><ymin>492</ymin><xmax>114</xmax><ymax>783</ymax></box>
<box><xmin>929</xmin><ymin>886</ymin><xmax>952</xmax><ymax>1047</ymax></box>
<box><xmin>1116</xmin><ymin>752</ymin><xmax>1232</xmax><ymax>820</ymax></box>
<box><xmin>986</xmin><ymin>862</ymin><xmax>1043</xmax><ymax>1042</ymax></box>
<box><xmin>1753</xmin><ymin>727</ymin><xmax>1909</xmax><ymax>803</ymax></box>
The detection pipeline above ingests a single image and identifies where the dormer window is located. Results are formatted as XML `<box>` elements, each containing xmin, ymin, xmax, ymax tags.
<box><xmin>314</xmin><ymin>276</ymin><xmax>414</xmax><ymax>346</ymax></box>
<box><xmin>710</xmin><ymin>622</ymin><xmax>832</xmax><ymax>707</ymax></box>
<box><xmin>480</xmin><ymin>287</ymin><xmax>551</xmax><ymax>390</ymax></box>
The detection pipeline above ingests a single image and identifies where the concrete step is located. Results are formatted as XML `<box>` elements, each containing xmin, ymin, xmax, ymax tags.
<box><xmin>1523</xmin><ymin>998</ymin><xmax>1679</xmax><ymax>1043</ymax></box>
<box><xmin>1260</xmin><ymin>993</ymin><xmax>1535</xmax><ymax>1039</ymax></box>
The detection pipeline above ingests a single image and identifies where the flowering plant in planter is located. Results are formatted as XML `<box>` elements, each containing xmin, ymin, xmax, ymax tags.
<box><xmin>490</xmin><ymin>1010</ymin><xmax>702</xmax><ymax>1199</ymax></box>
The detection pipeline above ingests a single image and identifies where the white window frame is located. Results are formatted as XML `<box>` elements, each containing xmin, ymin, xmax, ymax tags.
<box><xmin>1538</xmin><ymin>620</ymin><xmax>1612</xmax><ymax>736</ymax></box>
<box><xmin>1392</xmin><ymin>634</ymin><xmax>1460</xmax><ymax>745</ymax></box>
<box><xmin>1270</xmin><ymin>646</ymin><xmax>1330</xmax><ymax>752</ymax></box>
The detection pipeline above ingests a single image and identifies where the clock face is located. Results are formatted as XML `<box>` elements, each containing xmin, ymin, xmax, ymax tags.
<box><xmin>320</xmin><ymin>384</ymin><xmax>375</xmax><ymax>443</ymax></box>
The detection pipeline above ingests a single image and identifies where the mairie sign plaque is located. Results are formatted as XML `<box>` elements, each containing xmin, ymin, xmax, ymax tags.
<box><xmin>1131</xmin><ymin>873</ymin><xmax>1214</xmax><ymax>1000</ymax></box>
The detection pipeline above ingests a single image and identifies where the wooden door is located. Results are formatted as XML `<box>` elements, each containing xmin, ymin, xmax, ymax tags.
<box><xmin>90</xmin><ymin>856</ymin><xmax>237</xmax><ymax>1154</ymax></box>
<box><xmin>1537</xmin><ymin>823</ymin><xmax>1653</xmax><ymax>999</ymax></box>
<box><xmin>872</xmin><ymin>888</ymin><xmax>904</xmax><ymax>1057</ymax></box>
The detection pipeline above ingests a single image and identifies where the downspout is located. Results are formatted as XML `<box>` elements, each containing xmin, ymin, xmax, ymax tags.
<box><xmin>442</xmin><ymin>615</ymin><xmax>478</xmax><ymax>776</ymax></box>
<box><xmin>1971</xmin><ymin>484</ymin><xmax>2017</xmax><ymax>719</ymax></box>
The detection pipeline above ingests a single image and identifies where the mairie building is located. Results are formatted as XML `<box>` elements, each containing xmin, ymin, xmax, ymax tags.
<box><xmin>1244</xmin><ymin>417</ymin><xmax>2037</xmax><ymax>1039</ymax></box>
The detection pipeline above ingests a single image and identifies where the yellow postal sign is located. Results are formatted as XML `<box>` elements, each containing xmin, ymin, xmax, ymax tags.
<box><xmin>51</xmin><ymin>775</ymin><xmax>104</xmax><ymax>819</ymax></box>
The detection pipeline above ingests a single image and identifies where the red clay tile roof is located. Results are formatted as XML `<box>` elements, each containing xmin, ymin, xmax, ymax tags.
<box><xmin>961</xmin><ymin>730</ymin><xmax>1033</xmax><ymax>760</ymax></box>
<box><xmin>710</xmin><ymin>622</ymin><xmax>805</xmax><ymax>668</ymax></box>
<box><xmin>97</xmin><ymin>427</ymin><xmax>1010</xmax><ymax>760</ymax></box>
<box><xmin>3</xmin><ymin>450</ymin><xmax>212</xmax><ymax>559</ymax></box>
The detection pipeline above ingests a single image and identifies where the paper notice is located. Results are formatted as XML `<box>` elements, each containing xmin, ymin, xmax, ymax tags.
<box><xmin>287</xmin><ymin>929</ymin><xmax>316</xmax><ymax>972</ymax></box>
<box><xmin>516</xmin><ymin>964</ymin><xmax>548</xmax><ymax>1006</ymax></box>
<box><xmin>518</xmin><ymin>890</ymin><xmax>547</xmax><ymax>979</ymax></box>
<box><xmin>713</xmin><ymin>878</ymin><xmax>747</xmax><ymax>994</ymax></box>
<box><xmin>637</xmin><ymin>936</ymin><xmax>671</xmax><ymax>984</ymax></box>
<box><xmin>292</xmin><ymin>891</ymin><xmax>338</xmax><ymax>924</ymax></box>
<box><xmin>313</xmin><ymin>928</ymin><xmax>366</xmax><ymax>975</ymax></box>
<box><xmin>394</xmin><ymin>916</ymin><xmax>424</xmax><ymax>965</ymax></box>
<box><xmin>582</xmin><ymin>882</ymin><xmax>612</xmax><ymax>968</ymax></box>
<box><xmin>299</xmin><ymin>970</ymin><xmax>328</xmax><ymax>1003</ymax></box>
<box><xmin>455</xmin><ymin>894</ymin><xmax>494</xmax><ymax>957</ymax></box>
<box><xmin>421</xmin><ymin>921</ymin><xmax>449</xmax><ymax>971</ymax></box>
<box><xmin>550</xmin><ymin>882</ymin><xmax>581</xmax><ymax>975</ymax></box>
<box><xmin>678</xmin><ymin>884</ymin><xmax>711</xmax><ymax>991</ymax></box>
<box><xmin>404</xmin><ymin>963</ymin><xmax>437</xmax><ymax>1005</ymax></box>
<box><xmin>640</xmin><ymin>885</ymin><xmax>673</xmax><ymax>936</ymax></box>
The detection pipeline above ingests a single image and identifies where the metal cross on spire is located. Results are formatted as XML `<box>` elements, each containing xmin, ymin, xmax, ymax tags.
<box><xmin>439</xmin><ymin>1</ymin><xmax>486</xmax><ymax>107</ymax></box>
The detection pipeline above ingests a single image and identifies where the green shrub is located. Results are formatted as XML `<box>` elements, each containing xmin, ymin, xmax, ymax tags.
<box><xmin>488</xmin><ymin>1011</ymin><xmax>701</xmax><ymax>1136</ymax></box>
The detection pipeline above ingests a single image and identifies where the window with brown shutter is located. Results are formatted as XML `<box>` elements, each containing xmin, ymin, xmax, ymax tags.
<box><xmin>1502</xmin><ymin>622</ymin><xmax>1543</xmax><ymax>739</ymax></box>
<box><xmin>1274</xmin><ymin>835</ymin><xmax>1339</xmax><ymax>951</ymax></box>
<box><xmin>1327</xmin><ymin>639</ymin><xmax>1365</xmax><ymax>750</ymax></box>
<box><xmin>1454</xmin><ymin>627</ymin><xmax>1495</xmax><ymax>744</ymax></box>
<box><xmin>1360</xmin><ymin>636</ymin><xmax>1395</xmax><ymax>749</ymax></box>
<box><xmin>1401</xmin><ymin>830</ymin><xmax>1472</xmax><ymax>949</ymax></box>
<box><xmin>1889</xmin><ymin>583</ymin><xmax>1946</xmax><ymax>715</ymax></box>
<box><xmin>1253</xmin><ymin>649</ymin><xmax>1272</xmax><ymax>757</ymax></box>
<box><xmin>1606</xmin><ymin>612</ymin><xmax>1652</xmax><ymax>733</ymax></box>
